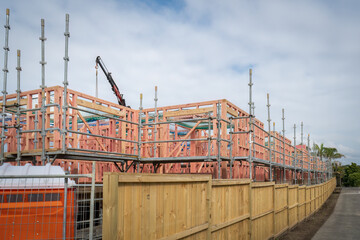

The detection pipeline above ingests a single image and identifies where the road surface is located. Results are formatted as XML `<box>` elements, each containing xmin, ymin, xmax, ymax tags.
<box><xmin>312</xmin><ymin>187</ymin><xmax>360</xmax><ymax>240</ymax></box>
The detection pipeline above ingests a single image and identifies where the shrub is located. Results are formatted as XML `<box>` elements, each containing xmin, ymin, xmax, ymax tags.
<box><xmin>348</xmin><ymin>172</ymin><xmax>360</xmax><ymax>187</ymax></box>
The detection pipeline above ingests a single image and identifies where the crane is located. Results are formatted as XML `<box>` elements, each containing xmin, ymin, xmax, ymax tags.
<box><xmin>95</xmin><ymin>56</ymin><xmax>127</xmax><ymax>107</ymax></box>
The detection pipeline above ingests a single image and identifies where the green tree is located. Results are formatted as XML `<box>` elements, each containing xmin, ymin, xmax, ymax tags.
<box><xmin>343</xmin><ymin>163</ymin><xmax>360</xmax><ymax>186</ymax></box>
<box><xmin>313</xmin><ymin>144</ymin><xmax>345</xmax><ymax>181</ymax></box>
<box><xmin>313</xmin><ymin>143</ymin><xmax>326</xmax><ymax>161</ymax></box>
<box><xmin>323</xmin><ymin>147</ymin><xmax>345</xmax><ymax>162</ymax></box>
<box><xmin>348</xmin><ymin>172</ymin><xmax>360</xmax><ymax>187</ymax></box>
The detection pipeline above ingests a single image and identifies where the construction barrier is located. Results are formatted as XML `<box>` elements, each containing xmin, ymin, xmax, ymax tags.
<box><xmin>103</xmin><ymin>173</ymin><xmax>336</xmax><ymax>240</ymax></box>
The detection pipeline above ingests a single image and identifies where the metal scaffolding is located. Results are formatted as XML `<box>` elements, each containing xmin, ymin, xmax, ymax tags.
<box><xmin>0</xmin><ymin>10</ymin><xmax>332</xmax><ymax>185</ymax></box>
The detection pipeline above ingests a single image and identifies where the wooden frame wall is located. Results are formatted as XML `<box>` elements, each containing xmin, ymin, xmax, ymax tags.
<box><xmin>1</xmin><ymin>86</ymin><xmax>327</xmax><ymax>182</ymax></box>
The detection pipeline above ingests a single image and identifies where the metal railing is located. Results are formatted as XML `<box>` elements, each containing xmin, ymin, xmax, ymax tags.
<box><xmin>0</xmin><ymin>173</ymin><xmax>100</xmax><ymax>240</ymax></box>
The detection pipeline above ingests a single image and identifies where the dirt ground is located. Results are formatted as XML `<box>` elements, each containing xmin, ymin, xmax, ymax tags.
<box><xmin>278</xmin><ymin>188</ymin><xmax>341</xmax><ymax>240</ymax></box>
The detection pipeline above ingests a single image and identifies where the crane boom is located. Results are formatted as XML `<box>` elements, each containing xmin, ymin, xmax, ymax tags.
<box><xmin>95</xmin><ymin>56</ymin><xmax>127</xmax><ymax>107</ymax></box>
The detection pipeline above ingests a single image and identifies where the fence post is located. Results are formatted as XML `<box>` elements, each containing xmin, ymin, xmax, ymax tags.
<box><xmin>286</xmin><ymin>184</ymin><xmax>289</xmax><ymax>231</ymax></box>
<box><xmin>273</xmin><ymin>183</ymin><xmax>276</xmax><ymax>237</ymax></box>
<box><xmin>249</xmin><ymin>182</ymin><xmax>253</xmax><ymax>240</ymax></box>
<box><xmin>297</xmin><ymin>185</ymin><xmax>299</xmax><ymax>226</ymax></box>
<box><xmin>63</xmin><ymin>174</ymin><xmax>68</xmax><ymax>240</ymax></box>
<box><xmin>103</xmin><ymin>173</ymin><xmax>119</xmax><ymax>239</ymax></box>
<box><xmin>206</xmin><ymin>177</ymin><xmax>212</xmax><ymax>239</ymax></box>
<box><xmin>89</xmin><ymin>161</ymin><xmax>95</xmax><ymax>240</ymax></box>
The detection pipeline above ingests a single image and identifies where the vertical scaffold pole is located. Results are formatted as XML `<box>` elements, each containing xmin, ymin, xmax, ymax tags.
<box><xmin>273</xmin><ymin>122</ymin><xmax>276</xmax><ymax>182</ymax></box>
<box><xmin>229</xmin><ymin>117</ymin><xmax>233</xmax><ymax>179</ymax></box>
<box><xmin>89</xmin><ymin>160</ymin><xmax>95</xmax><ymax>240</ymax></box>
<box><xmin>138</xmin><ymin>93</ymin><xmax>143</xmax><ymax>173</ymax></box>
<box><xmin>217</xmin><ymin>101</ymin><xmax>221</xmax><ymax>179</ymax></box>
<box><xmin>16</xmin><ymin>50</ymin><xmax>21</xmax><ymax>166</ymax></box>
<box><xmin>314</xmin><ymin>140</ymin><xmax>318</xmax><ymax>184</ymax></box>
<box><xmin>40</xmin><ymin>19</ymin><xmax>47</xmax><ymax>165</ymax></box>
<box><xmin>34</xmin><ymin>110</ymin><xmax>38</xmax><ymax>149</ymax></box>
<box><xmin>282</xmin><ymin>109</ymin><xmax>286</xmax><ymax>182</ymax></box>
<box><xmin>95</xmin><ymin>63</ymin><xmax>98</xmax><ymax>98</ymax></box>
<box><xmin>153</xmin><ymin>86</ymin><xmax>158</xmax><ymax>158</ymax></box>
<box><xmin>307</xmin><ymin>134</ymin><xmax>311</xmax><ymax>185</ymax></box>
<box><xmin>62</xmin><ymin>14</ymin><xmax>70</xmax><ymax>153</ymax></box>
<box><xmin>0</xmin><ymin>9</ymin><xmax>10</xmax><ymax>165</ymax></box>
<box><xmin>301</xmin><ymin>122</ymin><xmax>304</xmax><ymax>183</ymax></box>
<box><xmin>207</xmin><ymin>112</ymin><xmax>211</xmax><ymax>161</ymax></box>
<box><xmin>248</xmin><ymin>69</ymin><xmax>253</xmax><ymax>181</ymax></box>
<box><xmin>293</xmin><ymin>124</ymin><xmax>297</xmax><ymax>184</ymax></box>
<box><xmin>63</xmin><ymin>174</ymin><xmax>68</xmax><ymax>240</ymax></box>
<box><xmin>266</xmin><ymin>93</ymin><xmax>272</xmax><ymax>182</ymax></box>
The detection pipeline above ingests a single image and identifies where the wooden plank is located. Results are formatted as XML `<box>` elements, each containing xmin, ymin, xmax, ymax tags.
<box><xmin>212</xmin><ymin>179</ymin><xmax>251</xmax><ymax>186</ymax></box>
<box><xmin>141</xmin><ymin>183</ymin><xmax>151</xmax><ymax>239</ymax></box>
<box><xmin>163</xmin><ymin>183</ymin><xmax>171</xmax><ymax>237</ymax></box>
<box><xmin>117</xmin><ymin>173</ymin><xmax>211</xmax><ymax>183</ymax></box>
<box><xmin>251</xmin><ymin>209</ymin><xmax>274</xmax><ymax>220</ymax></box>
<box><xmin>117</xmin><ymin>183</ymin><xmax>125</xmax><ymax>239</ymax></box>
<box><xmin>0</xmin><ymin>98</ymin><xmax>27</xmax><ymax>107</ymax></box>
<box><xmin>158</xmin><ymin>223</ymin><xmax>209</xmax><ymax>240</ymax></box>
<box><xmin>69</xmin><ymin>99</ymin><xmax>108</xmax><ymax>152</ymax></box>
<box><xmin>149</xmin><ymin>183</ymin><xmax>157</xmax><ymax>239</ymax></box>
<box><xmin>102</xmin><ymin>173</ymin><xmax>119</xmax><ymax>240</ymax></box>
<box><xmin>165</xmin><ymin>121</ymin><xmax>202</xmax><ymax>171</ymax></box>
<box><xmin>226</xmin><ymin>107</ymin><xmax>238</xmax><ymax>117</ymax></box>
<box><xmin>169</xmin><ymin>182</ymin><xmax>176</xmax><ymax>235</ymax></box>
<box><xmin>211</xmin><ymin>214</ymin><xmax>250</xmax><ymax>232</ymax></box>
<box><xmin>123</xmin><ymin>183</ymin><xmax>132</xmax><ymax>239</ymax></box>
<box><xmin>131</xmin><ymin>183</ymin><xmax>141</xmax><ymax>239</ymax></box>
<box><xmin>275</xmin><ymin>206</ymin><xmax>288</xmax><ymax>214</ymax></box>
<box><xmin>4</xmin><ymin>148</ymin><xmax>60</xmax><ymax>155</ymax></box>
<box><xmin>273</xmin><ymin>183</ymin><xmax>276</xmax><ymax>237</ymax></box>
<box><xmin>175</xmin><ymin>183</ymin><xmax>186</xmax><ymax>235</ymax></box>
<box><xmin>76</xmin><ymin>98</ymin><xmax>126</xmax><ymax>117</ymax></box>
<box><xmin>251</xmin><ymin>182</ymin><xmax>275</xmax><ymax>188</ymax></box>
<box><xmin>121</xmin><ymin>121</ymin><xmax>126</xmax><ymax>153</ymax></box>
<box><xmin>249</xmin><ymin>182</ymin><xmax>253</xmax><ymax>240</ymax></box>
<box><xmin>156</xmin><ymin>183</ymin><xmax>165</xmax><ymax>238</ymax></box>
<box><xmin>206</xmin><ymin>178</ymin><xmax>212</xmax><ymax>239</ymax></box>
<box><xmin>163</xmin><ymin>107</ymin><xmax>213</xmax><ymax>118</ymax></box>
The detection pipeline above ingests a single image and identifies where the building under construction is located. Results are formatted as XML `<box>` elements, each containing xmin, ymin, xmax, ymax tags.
<box><xmin>0</xmin><ymin>11</ymin><xmax>331</xmax><ymax>184</ymax></box>
<box><xmin>0</xmin><ymin>10</ymin><xmax>334</xmax><ymax>240</ymax></box>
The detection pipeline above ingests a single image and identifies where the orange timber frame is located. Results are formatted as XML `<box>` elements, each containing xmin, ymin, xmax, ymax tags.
<box><xmin>0</xmin><ymin>86</ymin><xmax>327</xmax><ymax>183</ymax></box>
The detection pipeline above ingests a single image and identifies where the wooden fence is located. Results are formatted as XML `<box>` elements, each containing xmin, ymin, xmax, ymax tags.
<box><xmin>103</xmin><ymin>174</ymin><xmax>336</xmax><ymax>240</ymax></box>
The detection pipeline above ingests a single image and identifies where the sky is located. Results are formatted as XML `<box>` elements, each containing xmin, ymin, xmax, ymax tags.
<box><xmin>0</xmin><ymin>0</ymin><xmax>359</xmax><ymax>165</ymax></box>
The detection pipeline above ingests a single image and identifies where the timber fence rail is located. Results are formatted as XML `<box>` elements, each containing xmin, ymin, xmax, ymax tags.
<box><xmin>102</xmin><ymin>173</ymin><xmax>336</xmax><ymax>240</ymax></box>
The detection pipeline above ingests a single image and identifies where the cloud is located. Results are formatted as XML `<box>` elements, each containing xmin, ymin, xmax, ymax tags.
<box><xmin>0</xmin><ymin>0</ymin><xmax>359</xmax><ymax>164</ymax></box>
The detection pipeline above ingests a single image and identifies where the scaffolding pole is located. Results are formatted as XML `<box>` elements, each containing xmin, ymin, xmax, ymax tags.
<box><xmin>40</xmin><ymin>19</ymin><xmax>47</xmax><ymax>165</ymax></box>
<box><xmin>16</xmin><ymin>50</ymin><xmax>21</xmax><ymax>165</ymax></box>
<box><xmin>293</xmin><ymin>124</ymin><xmax>297</xmax><ymax>184</ymax></box>
<box><xmin>273</xmin><ymin>122</ymin><xmax>276</xmax><ymax>182</ymax></box>
<box><xmin>154</xmin><ymin>86</ymin><xmax>158</xmax><ymax>158</ymax></box>
<box><xmin>314</xmin><ymin>140</ymin><xmax>318</xmax><ymax>184</ymax></box>
<box><xmin>207</xmin><ymin>112</ymin><xmax>211</xmax><ymax>162</ymax></box>
<box><xmin>217</xmin><ymin>101</ymin><xmax>221</xmax><ymax>179</ymax></box>
<box><xmin>307</xmin><ymin>134</ymin><xmax>311</xmax><ymax>185</ymax></box>
<box><xmin>266</xmin><ymin>93</ymin><xmax>272</xmax><ymax>182</ymax></box>
<box><xmin>138</xmin><ymin>93</ymin><xmax>143</xmax><ymax>172</ymax></box>
<box><xmin>62</xmin><ymin>14</ymin><xmax>70</xmax><ymax>153</ymax></box>
<box><xmin>89</xmin><ymin>161</ymin><xmax>95</xmax><ymax>240</ymax></box>
<box><xmin>248</xmin><ymin>69</ymin><xmax>253</xmax><ymax>181</ymax></box>
<box><xmin>229</xmin><ymin>117</ymin><xmax>233</xmax><ymax>179</ymax></box>
<box><xmin>282</xmin><ymin>109</ymin><xmax>286</xmax><ymax>182</ymax></box>
<box><xmin>301</xmin><ymin>121</ymin><xmax>304</xmax><ymax>182</ymax></box>
<box><xmin>0</xmin><ymin>9</ymin><xmax>10</xmax><ymax>165</ymax></box>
